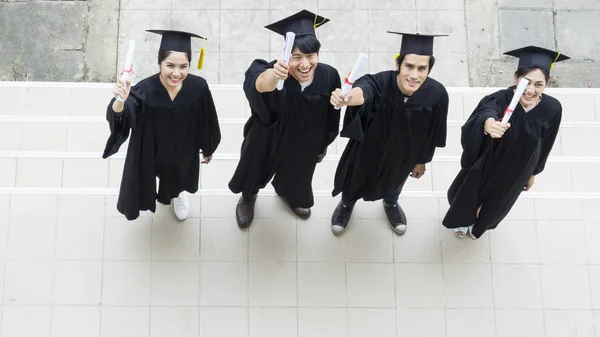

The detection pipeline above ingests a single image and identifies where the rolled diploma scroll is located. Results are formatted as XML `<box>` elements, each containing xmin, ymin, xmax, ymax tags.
<box><xmin>335</xmin><ymin>53</ymin><xmax>368</xmax><ymax>110</ymax></box>
<box><xmin>116</xmin><ymin>39</ymin><xmax>135</xmax><ymax>102</ymax></box>
<box><xmin>277</xmin><ymin>32</ymin><xmax>295</xmax><ymax>91</ymax></box>
<box><xmin>501</xmin><ymin>77</ymin><xmax>529</xmax><ymax>123</ymax></box>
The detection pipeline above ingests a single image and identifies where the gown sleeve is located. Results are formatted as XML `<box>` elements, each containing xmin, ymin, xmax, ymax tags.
<box><xmin>533</xmin><ymin>103</ymin><xmax>562</xmax><ymax>175</ymax></box>
<box><xmin>323</xmin><ymin>70</ymin><xmax>342</xmax><ymax>150</ymax></box>
<box><xmin>243</xmin><ymin>59</ymin><xmax>287</xmax><ymax>126</ymax></box>
<box><xmin>198</xmin><ymin>85</ymin><xmax>222</xmax><ymax>158</ymax></box>
<box><xmin>339</xmin><ymin>74</ymin><xmax>381</xmax><ymax>141</ymax></box>
<box><xmin>418</xmin><ymin>89</ymin><xmax>449</xmax><ymax>164</ymax></box>
<box><xmin>460</xmin><ymin>94</ymin><xmax>504</xmax><ymax>169</ymax></box>
<box><xmin>102</xmin><ymin>85</ymin><xmax>145</xmax><ymax>159</ymax></box>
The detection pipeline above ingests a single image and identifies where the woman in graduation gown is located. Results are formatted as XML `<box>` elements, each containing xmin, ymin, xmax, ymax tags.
<box><xmin>228</xmin><ymin>10</ymin><xmax>341</xmax><ymax>228</ymax></box>
<box><xmin>442</xmin><ymin>46</ymin><xmax>569</xmax><ymax>239</ymax></box>
<box><xmin>103</xmin><ymin>30</ymin><xmax>221</xmax><ymax>221</ymax></box>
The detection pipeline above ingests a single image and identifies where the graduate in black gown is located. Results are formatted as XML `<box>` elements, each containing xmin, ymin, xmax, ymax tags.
<box><xmin>228</xmin><ymin>10</ymin><xmax>341</xmax><ymax>228</ymax></box>
<box><xmin>330</xmin><ymin>32</ymin><xmax>449</xmax><ymax>235</ymax></box>
<box><xmin>442</xmin><ymin>46</ymin><xmax>570</xmax><ymax>239</ymax></box>
<box><xmin>103</xmin><ymin>30</ymin><xmax>221</xmax><ymax>221</ymax></box>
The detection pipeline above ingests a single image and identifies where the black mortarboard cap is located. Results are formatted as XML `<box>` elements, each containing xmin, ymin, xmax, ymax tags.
<box><xmin>265</xmin><ymin>10</ymin><xmax>330</xmax><ymax>37</ymax></box>
<box><xmin>146</xmin><ymin>29</ymin><xmax>207</xmax><ymax>53</ymax></box>
<box><xmin>503</xmin><ymin>45</ymin><xmax>570</xmax><ymax>75</ymax></box>
<box><xmin>387</xmin><ymin>31</ymin><xmax>448</xmax><ymax>56</ymax></box>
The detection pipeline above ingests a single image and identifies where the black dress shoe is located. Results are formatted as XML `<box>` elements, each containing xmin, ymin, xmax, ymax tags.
<box><xmin>236</xmin><ymin>194</ymin><xmax>257</xmax><ymax>228</ymax></box>
<box><xmin>281</xmin><ymin>196</ymin><xmax>311</xmax><ymax>219</ymax></box>
<box><xmin>291</xmin><ymin>206</ymin><xmax>311</xmax><ymax>219</ymax></box>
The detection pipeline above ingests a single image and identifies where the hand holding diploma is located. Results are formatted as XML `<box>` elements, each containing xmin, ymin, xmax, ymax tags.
<box><xmin>113</xmin><ymin>79</ymin><xmax>131</xmax><ymax>102</ymax></box>
<box><xmin>501</xmin><ymin>77</ymin><xmax>529</xmax><ymax>123</ymax></box>
<box><xmin>112</xmin><ymin>40</ymin><xmax>135</xmax><ymax>113</ymax></box>
<box><xmin>330</xmin><ymin>88</ymin><xmax>348</xmax><ymax>108</ymax></box>
<box><xmin>483</xmin><ymin>77</ymin><xmax>529</xmax><ymax>138</ymax></box>
<box><xmin>255</xmin><ymin>59</ymin><xmax>289</xmax><ymax>93</ymax></box>
<box><xmin>111</xmin><ymin>78</ymin><xmax>131</xmax><ymax>114</ymax></box>
<box><xmin>277</xmin><ymin>32</ymin><xmax>295</xmax><ymax>91</ymax></box>
<box><xmin>330</xmin><ymin>86</ymin><xmax>365</xmax><ymax>108</ymax></box>
<box><xmin>333</xmin><ymin>53</ymin><xmax>368</xmax><ymax>110</ymax></box>
<box><xmin>271</xmin><ymin>59</ymin><xmax>290</xmax><ymax>81</ymax></box>
<box><xmin>484</xmin><ymin>118</ymin><xmax>510</xmax><ymax>138</ymax></box>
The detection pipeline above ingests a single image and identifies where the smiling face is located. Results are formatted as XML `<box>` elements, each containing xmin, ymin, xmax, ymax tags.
<box><xmin>396</xmin><ymin>53</ymin><xmax>431</xmax><ymax>96</ymax></box>
<box><xmin>515</xmin><ymin>68</ymin><xmax>548</xmax><ymax>110</ymax></box>
<box><xmin>158</xmin><ymin>51</ymin><xmax>190</xmax><ymax>88</ymax></box>
<box><xmin>288</xmin><ymin>47</ymin><xmax>318</xmax><ymax>84</ymax></box>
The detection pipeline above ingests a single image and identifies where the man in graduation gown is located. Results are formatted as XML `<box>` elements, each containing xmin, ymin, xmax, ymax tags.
<box><xmin>330</xmin><ymin>32</ymin><xmax>449</xmax><ymax>235</ymax></box>
<box><xmin>103</xmin><ymin>30</ymin><xmax>221</xmax><ymax>221</ymax></box>
<box><xmin>228</xmin><ymin>10</ymin><xmax>341</xmax><ymax>228</ymax></box>
<box><xmin>442</xmin><ymin>46</ymin><xmax>569</xmax><ymax>239</ymax></box>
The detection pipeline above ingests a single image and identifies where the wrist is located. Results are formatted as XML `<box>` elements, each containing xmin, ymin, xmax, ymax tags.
<box><xmin>112</xmin><ymin>101</ymin><xmax>124</xmax><ymax>113</ymax></box>
<box><xmin>483</xmin><ymin>118</ymin><xmax>494</xmax><ymax>132</ymax></box>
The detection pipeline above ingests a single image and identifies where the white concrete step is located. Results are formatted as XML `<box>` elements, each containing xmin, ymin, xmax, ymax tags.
<box><xmin>0</xmin><ymin>116</ymin><xmax>600</xmax><ymax>157</ymax></box>
<box><xmin>3</xmin><ymin>83</ymin><xmax>598</xmax><ymax>198</ymax></box>
<box><xmin>1</xmin><ymin>153</ymin><xmax>599</xmax><ymax>194</ymax></box>
<box><xmin>1</xmin><ymin>117</ymin><xmax>598</xmax><ymax>157</ymax></box>
<box><xmin>1</xmin><ymin>82</ymin><xmax>599</xmax><ymax>122</ymax></box>
<box><xmin>2</xmin><ymin>83</ymin><xmax>599</xmax><ymax>158</ymax></box>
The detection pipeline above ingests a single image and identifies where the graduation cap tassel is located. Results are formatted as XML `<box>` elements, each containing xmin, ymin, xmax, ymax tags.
<box><xmin>394</xmin><ymin>53</ymin><xmax>400</xmax><ymax>60</ymax></box>
<box><xmin>198</xmin><ymin>47</ymin><xmax>205</xmax><ymax>70</ymax></box>
<box><xmin>313</xmin><ymin>14</ymin><xmax>327</xmax><ymax>29</ymax></box>
<box><xmin>549</xmin><ymin>52</ymin><xmax>561</xmax><ymax>72</ymax></box>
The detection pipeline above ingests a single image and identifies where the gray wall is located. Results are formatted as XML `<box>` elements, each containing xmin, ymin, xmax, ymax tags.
<box><xmin>1</xmin><ymin>0</ymin><xmax>599</xmax><ymax>87</ymax></box>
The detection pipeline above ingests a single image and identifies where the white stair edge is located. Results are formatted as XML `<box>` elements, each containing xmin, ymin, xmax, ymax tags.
<box><xmin>2</xmin><ymin>151</ymin><xmax>600</xmax><ymax>163</ymax></box>
<box><xmin>2</xmin><ymin>81</ymin><xmax>600</xmax><ymax>94</ymax></box>
<box><xmin>0</xmin><ymin>82</ymin><xmax>242</xmax><ymax>90</ymax></box>
<box><xmin>1</xmin><ymin>116</ymin><xmax>599</xmax><ymax>128</ymax></box>
<box><xmin>1</xmin><ymin>187</ymin><xmax>599</xmax><ymax>199</ymax></box>
<box><xmin>0</xmin><ymin>116</ymin><xmax>250</xmax><ymax>124</ymax></box>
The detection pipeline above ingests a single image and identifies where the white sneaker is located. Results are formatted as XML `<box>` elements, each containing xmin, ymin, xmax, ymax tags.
<box><xmin>172</xmin><ymin>191</ymin><xmax>190</xmax><ymax>220</ymax></box>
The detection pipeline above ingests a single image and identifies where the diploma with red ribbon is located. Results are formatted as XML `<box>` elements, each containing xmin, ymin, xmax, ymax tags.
<box><xmin>501</xmin><ymin>77</ymin><xmax>529</xmax><ymax>123</ymax></box>
<box><xmin>335</xmin><ymin>53</ymin><xmax>368</xmax><ymax>110</ymax></box>
<box><xmin>116</xmin><ymin>39</ymin><xmax>135</xmax><ymax>102</ymax></box>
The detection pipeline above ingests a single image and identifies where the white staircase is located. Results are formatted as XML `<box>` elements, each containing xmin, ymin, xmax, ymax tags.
<box><xmin>2</xmin><ymin>83</ymin><xmax>600</xmax><ymax>196</ymax></box>
<box><xmin>1</xmin><ymin>82</ymin><xmax>599</xmax><ymax>336</ymax></box>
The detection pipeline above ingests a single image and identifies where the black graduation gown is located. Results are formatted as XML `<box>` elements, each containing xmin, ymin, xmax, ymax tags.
<box><xmin>332</xmin><ymin>71</ymin><xmax>449</xmax><ymax>202</ymax></box>
<box><xmin>102</xmin><ymin>74</ymin><xmax>221</xmax><ymax>220</ymax></box>
<box><xmin>228</xmin><ymin>59</ymin><xmax>341</xmax><ymax>208</ymax></box>
<box><xmin>442</xmin><ymin>86</ymin><xmax>561</xmax><ymax>238</ymax></box>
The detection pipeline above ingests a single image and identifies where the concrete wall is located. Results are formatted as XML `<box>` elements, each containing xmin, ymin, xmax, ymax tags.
<box><xmin>0</xmin><ymin>0</ymin><xmax>599</xmax><ymax>87</ymax></box>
